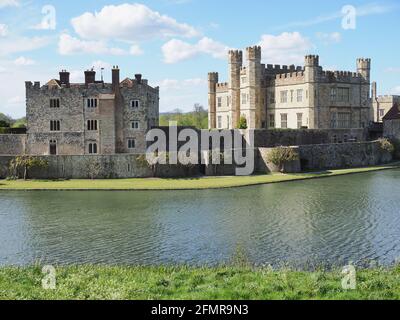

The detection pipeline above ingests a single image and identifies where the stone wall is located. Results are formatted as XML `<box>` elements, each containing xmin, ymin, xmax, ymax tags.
<box><xmin>384</xmin><ymin>119</ymin><xmax>400</xmax><ymax>140</ymax></box>
<box><xmin>0</xmin><ymin>134</ymin><xmax>26</xmax><ymax>155</ymax></box>
<box><xmin>0</xmin><ymin>154</ymin><xmax>200</xmax><ymax>179</ymax></box>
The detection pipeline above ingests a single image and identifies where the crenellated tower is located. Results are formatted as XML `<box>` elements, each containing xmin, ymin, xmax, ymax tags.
<box><xmin>357</xmin><ymin>58</ymin><xmax>372</xmax><ymax>111</ymax></box>
<box><xmin>245</xmin><ymin>46</ymin><xmax>262</xmax><ymax>128</ymax></box>
<box><xmin>228</xmin><ymin>50</ymin><xmax>243</xmax><ymax>128</ymax></box>
<box><xmin>304</xmin><ymin>55</ymin><xmax>320</xmax><ymax>129</ymax></box>
<box><xmin>208</xmin><ymin>72</ymin><xmax>218</xmax><ymax>129</ymax></box>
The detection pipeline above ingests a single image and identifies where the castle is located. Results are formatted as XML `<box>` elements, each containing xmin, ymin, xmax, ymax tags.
<box><xmin>24</xmin><ymin>67</ymin><xmax>159</xmax><ymax>155</ymax></box>
<box><xmin>208</xmin><ymin>46</ymin><xmax>373</xmax><ymax>130</ymax></box>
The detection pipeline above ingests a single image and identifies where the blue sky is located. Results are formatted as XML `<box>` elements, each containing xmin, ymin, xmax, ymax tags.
<box><xmin>0</xmin><ymin>0</ymin><xmax>399</xmax><ymax>118</ymax></box>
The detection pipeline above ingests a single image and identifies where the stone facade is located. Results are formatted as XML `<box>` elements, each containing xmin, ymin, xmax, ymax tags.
<box><xmin>209</xmin><ymin>46</ymin><xmax>373</xmax><ymax>130</ymax></box>
<box><xmin>372</xmin><ymin>89</ymin><xmax>400</xmax><ymax>123</ymax></box>
<box><xmin>25</xmin><ymin>67</ymin><xmax>159</xmax><ymax>156</ymax></box>
<box><xmin>0</xmin><ymin>134</ymin><xmax>26</xmax><ymax>155</ymax></box>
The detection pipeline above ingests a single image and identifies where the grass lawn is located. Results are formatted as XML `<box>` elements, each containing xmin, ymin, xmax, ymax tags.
<box><xmin>0</xmin><ymin>163</ymin><xmax>399</xmax><ymax>191</ymax></box>
<box><xmin>1</xmin><ymin>265</ymin><xmax>399</xmax><ymax>300</ymax></box>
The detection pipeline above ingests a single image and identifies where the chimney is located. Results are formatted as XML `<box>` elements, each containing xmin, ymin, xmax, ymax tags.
<box><xmin>84</xmin><ymin>69</ymin><xmax>96</xmax><ymax>85</ymax></box>
<box><xmin>112</xmin><ymin>66</ymin><xmax>120</xmax><ymax>92</ymax></box>
<box><xmin>135</xmin><ymin>74</ymin><xmax>142</xmax><ymax>84</ymax></box>
<box><xmin>59</xmin><ymin>70</ymin><xmax>70</xmax><ymax>87</ymax></box>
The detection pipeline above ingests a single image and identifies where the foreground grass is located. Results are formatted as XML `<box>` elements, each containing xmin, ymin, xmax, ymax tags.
<box><xmin>0</xmin><ymin>163</ymin><xmax>399</xmax><ymax>191</ymax></box>
<box><xmin>1</xmin><ymin>265</ymin><xmax>400</xmax><ymax>300</ymax></box>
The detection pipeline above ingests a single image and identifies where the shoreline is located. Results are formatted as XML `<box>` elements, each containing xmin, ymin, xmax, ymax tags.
<box><xmin>1</xmin><ymin>265</ymin><xmax>399</xmax><ymax>300</ymax></box>
<box><xmin>0</xmin><ymin>163</ymin><xmax>399</xmax><ymax>191</ymax></box>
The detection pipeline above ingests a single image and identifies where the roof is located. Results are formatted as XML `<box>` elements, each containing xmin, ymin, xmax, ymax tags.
<box><xmin>383</xmin><ymin>103</ymin><xmax>400</xmax><ymax>121</ymax></box>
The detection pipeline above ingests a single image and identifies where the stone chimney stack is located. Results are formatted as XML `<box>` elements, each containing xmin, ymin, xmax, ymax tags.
<box><xmin>135</xmin><ymin>74</ymin><xmax>142</xmax><ymax>84</ymax></box>
<box><xmin>112</xmin><ymin>66</ymin><xmax>120</xmax><ymax>92</ymax></box>
<box><xmin>59</xmin><ymin>70</ymin><xmax>70</xmax><ymax>87</ymax></box>
<box><xmin>84</xmin><ymin>69</ymin><xmax>96</xmax><ymax>85</ymax></box>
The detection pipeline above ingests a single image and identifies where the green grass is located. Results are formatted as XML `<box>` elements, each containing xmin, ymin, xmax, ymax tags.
<box><xmin>1</xmin><ymin>265</ymin><xmax>400</xmax><ymax>300</ymax></box>
<box><xmin>0</xmin><ymin>163</ymin><xmax>399</xmax><ymax>191</ymax></box>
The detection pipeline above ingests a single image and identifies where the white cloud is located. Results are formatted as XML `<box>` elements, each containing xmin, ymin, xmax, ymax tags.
<box><xmin>130</xmin><ymin>44</ymin><xmax>144</xmax><ymax>56</ymax></box>
<box><xmin>0</xmin><ymin>24</ymin><xmax>8</xmax><ymax>36</ymax></box>
<box><xmin>258</xmin><ymin>32</ymin><xmax>314</xmax><ymax>65</ymax></box>
<box><xmin>316</xmin><ymin>32</ymin><xmax>341</xmax><ymax>45</ymax></box>
<box><xmin>58</xmin><ymin>34</ymin><xmax>129</xmax><ymax>56</ymax></box>
<box><xmin>0</xmin><ymin>0</ymin><xmax>19</xmax><ymax>9</ymax></box>
<box><xmin>14</xmin><ymin>56</ymin><xmax>35</xmax><ymax>66</ymax></box>
<box><xmin>157</xmin><ymin>78</ymin><xmax>206</xmax><ymax>90</ymax></box>
<box><xmin>7</xmin><ymin>95</ymin><xmax>24</xmax><ymax>104</ymax></box>
<box><xmin>385</xmin><ymin>67</ymin><xmax>400</xmax><ymax>73</ymax></box>
<box><xmin>0</xmin><ymin>36</ymin><xmax>50</xmax><ymax>56</ymax></box>
<box><xmin>162</xmin><ymin>37</ymin><xmax>229</xmax><ymax>64</ymax></box>
<box><xmin>71</xmin><ymin>3</ymin><xmax>199</xmax><ymax>42</ymax></box>
<box><xmin>275</xmin><ymin>3</ymin><xmax>395</xmax><ymax>30</ymax></box>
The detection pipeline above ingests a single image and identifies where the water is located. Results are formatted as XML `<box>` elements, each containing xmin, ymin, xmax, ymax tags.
<box><xmin>1</xmin><ymin>170</ymin><xmax>400</xmax><ymax>268</ymax></box>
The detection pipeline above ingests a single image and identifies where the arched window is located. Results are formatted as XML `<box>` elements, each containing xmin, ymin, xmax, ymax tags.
<box><xmin>49</xmin><ymin>140</ymin><xmax>57</xmax><ymax>155</ymax></box>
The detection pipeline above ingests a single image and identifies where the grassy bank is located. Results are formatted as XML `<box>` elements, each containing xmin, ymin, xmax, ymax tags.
<box><xmin>1</xmin><ymin>265</ymin><xmax>399</xmax><ymax>300</ymax></box>
<box><xmin>0</xmin><ymin>163</ymin><xmax>399</xmax><ymax>191</ymax></box>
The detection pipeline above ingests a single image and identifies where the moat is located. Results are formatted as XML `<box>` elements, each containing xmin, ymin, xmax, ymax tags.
<box><xmin>1</xmin><ymin>169</ymin><xmax>400</xmax><ymax>268</ymax></box>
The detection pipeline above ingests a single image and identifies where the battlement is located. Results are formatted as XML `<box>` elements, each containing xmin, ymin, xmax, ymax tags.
<box><xmin>265</xmin><ymin>64</ymin><xmax>303</xmax><ymax>74</ymax></box>
<box><xmin>305</xmin><ymin>55</ymin><xmax>319</xmax><ymax>67</ymax></box>
<box><xmin>275</xmin><ymin>71</ymin><xmax>305</xmax><ymax>80</ymax></box>
<box><xmin>216</xmin><ymin>82</ymin><xmax>229</xmax><ymax>91</ymax></box>
<box><xmin>246</xmin><ymin>45</ymin><xmax>261</xmax><ymax>61</ymax></box>
<box><xmin>357</xmin><ymin>58</ymin><xmax>371</xmax><ymax>69</ymax></box>
<box><xmin>228</xmin><ymin>50</ymin><xmax>243</xmax><ymax>64</ymax></box>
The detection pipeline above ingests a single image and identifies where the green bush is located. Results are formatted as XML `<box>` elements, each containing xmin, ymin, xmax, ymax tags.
<box><xmin>267</xmin><ymin>147</ymin><xmax>299</xmax><ymax>172</ymax></box>
<box><xmin>8</xmin><ymin>156</ymin><xmax>48</xmax><ymax>180</ymax></box>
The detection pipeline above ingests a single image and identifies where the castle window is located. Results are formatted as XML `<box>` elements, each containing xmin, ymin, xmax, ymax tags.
<box><xmin>280</xmin><ymin>91</ymin><xmax>288</xmax><ymax>103</ymax></box>
<box><xmin>131</xmin><ymin>120</ymin><xmax>140</xmax><ymax>130</ymax></box>
<box><xmin>281</xmin><ymin>114</ymin><xmax>288</xmax><ymax>129</ymax></box>
<box><xmin>297</xmin><ymin>89</ymin><xmax>303</xmax><ymax>102</ymax></box>
<box><xmin>227</xmin><ymin>96</ymin><xmax>231</xmax><ymax>107</ymax></box>
<box><xmin>379</xmin><ymin>109</ymin><xmax>385</xmax><ymax>117</ymax></box>
<box><xmin>131</xmin><ymin>100</ymin><xmax>140</xmax><ymax>108</ymax></box>
<box><xmin>330</xmin><ymin>88</ymin><xmax>337</xmax><ymax>101</ymax></box>
<box><xmin>50</xmin><ymin>120</ymin><xmax>60</xmax><ymax>131</ymax></box>
<box><xmin>290</xmin><ymin>90</ymin><xmax>294</xmax><ymax>102</ymax></box>
<box><xmin>217</xmin><ymin>97</ymin><xmax>222</xmax><ymax>108</ymax></box>
<box><xmin>337</xmin><ymin>112</ymin><xmax>351</xmax><ymax>128</ymax></box>
<box><xmin>269</xmin><ymin>114</ymin><xmax>275</xmax><ymax>128</ymax></box>
<box><xmin>241</xmin><ymin>77</ymin><xmax>247</xmax><ymax>84</ymax></box>
<box><xmin>217</xmin><ymin>116</ymin><xmax>222</xmax><ymax>129</ymax></box>
<box><xmin>88</xmin><ymin>143</ymin><xmax>98</xmax><ymax>154</ymax></box>
<box><xmin>227</xmin><ymin>115</ymin><xmax>230</xmax><ymax>129</ymax></box>
<box><xmin>50</xmin><ymin>98</ymin><xmax>60</xmax><ymax>108</ymax></box>
<box><xmin>241</xmin><ymin>93</ymin><xmax>247</xmax><ymax>104</ymax></box>
<box><xmin>331</xmin><ymin>112</ymin><xmax>337</xmax><ymax>128</ymax></box>
<box><xmin>337</xmin><ymin>87</ymin><xmax>350</xmax><ymax>102</ymax></box>
<box><xmin>128</xmin><ymin>139</ymin><xmax>136</xmax><ymax>149</ymax></box>
<box><xmin>297</xmin><ymin>113</ymin><xmax>303</xmax><ymax>129</ymax></box>
<box><xmin>87</xmin><ymin>120</ymin><xmax>98</xmax><ymax>131</ymax></box>
<box><xmin>270</xmin><ymin>92</ymin><xmax>275</xmax><ymax>104</ymax></box>
<box><xmin>86</xmin><ymin>98</ymin><xmax>98</xmax><ymax>108</ymax></box>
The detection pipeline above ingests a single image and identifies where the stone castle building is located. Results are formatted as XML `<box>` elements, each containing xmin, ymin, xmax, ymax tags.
<box><xmin>25</xmin><ymin>67</ymin><xmax>159</xmax><ymax>155</ymax></box>
<box><xmin>208</xmin><ymin>46</ymin><xmax>373</xmax><ymax>130</ymax></box>
<box><xmin>371</xmin><ymin>81</ymin><xmax>400</xmax><ymax>123</ymax></box>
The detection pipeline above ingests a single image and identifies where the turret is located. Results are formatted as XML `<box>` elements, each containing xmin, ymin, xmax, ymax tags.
<box><xmin>304</xmin><ymin>55</ymin><xmax>320</xmax><ymax>129</ymax></box>
<box><xmin>208</xmin><ymin>72</ymin><xmax>219</xmax><ymax>129</ymax></box>
<box><xmin>357</xmin><ymin>58</ymin><xmax>371</xmax><ymax>82</ymax></box>
<box><xmin>245</xmin><ymin>46</ymin><xmax>262</xmax><ymax>128</ymax></box>
<box><xmin>228</xmin><ymin>50</ymin><xmax>243</xmax><ymax>128</ymax></box>
<box><xmin>305</xmin><ymin>55</ymin><xmax>319</xmax><ymax>68</ymax></box>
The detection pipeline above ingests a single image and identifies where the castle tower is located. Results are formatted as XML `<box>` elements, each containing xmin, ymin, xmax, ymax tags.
<box><xmin>304</xmin><ymin>55</ymin><xmax>320</xmax><ymax>129</ymax></box>
<box><xmin>245</xmin><ymin>46</ymin><xmax>262</xmax><ymax>129</ymax></box>
<box><xmin>208</xmin><ymin>72</ymin><xmax>218</xmax><ymax>129</ymax></box>
<box><xmin>357</xmin><ymin>58</ymin><xmax>371</xmax><ymax>83</ymax></box>
<box><xmin>228</xmin><ymin>50</ymin><xmax>243</xmax><ymax>129</ymax></box>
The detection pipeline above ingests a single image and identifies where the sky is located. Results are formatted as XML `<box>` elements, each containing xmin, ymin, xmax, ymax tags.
<box><xmin>0</xmin><ymin>0</ymin><xmax>400</xmax><ymax>118</ymax></box>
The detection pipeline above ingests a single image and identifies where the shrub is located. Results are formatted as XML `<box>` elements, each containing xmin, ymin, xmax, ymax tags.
<box><xmin>8</xmin><ymin>156</ymin><xmax>48</xmax><ymax>180</ymax></box>
<box><xmin>84</xmin><ymin>158</ymin><xmax>102</xmax><ymax>179</ymax></box>
<box><xmin>267</xmin><ymin>147</ymin><xmax>299</xmax><ymax>172</ymax></box>
<box><xmin>239</xmin><ymin>116</ymin><xmax>248</xmax><ymax>130</ymax></box>
<box><xmin>378</xmin><ymin>138</ymin><xmax>395</xmax><ymax>154</ymax></box>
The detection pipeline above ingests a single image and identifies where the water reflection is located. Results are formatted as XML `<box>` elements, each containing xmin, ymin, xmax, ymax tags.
<box><xmin>1</xmin><ymin>169</ymin><xmax>400</xmax><ymax>267</ymax></box>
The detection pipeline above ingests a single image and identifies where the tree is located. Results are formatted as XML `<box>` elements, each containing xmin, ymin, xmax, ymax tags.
<box><xmin>266</xmin><ymin>147</ymin><xmax>299</xmax><ymax>172</ymax></box>
<box><xmin>9</xmin><ymin>156</ymin><xmax>48</xmax><ymax>180</ymax></box>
